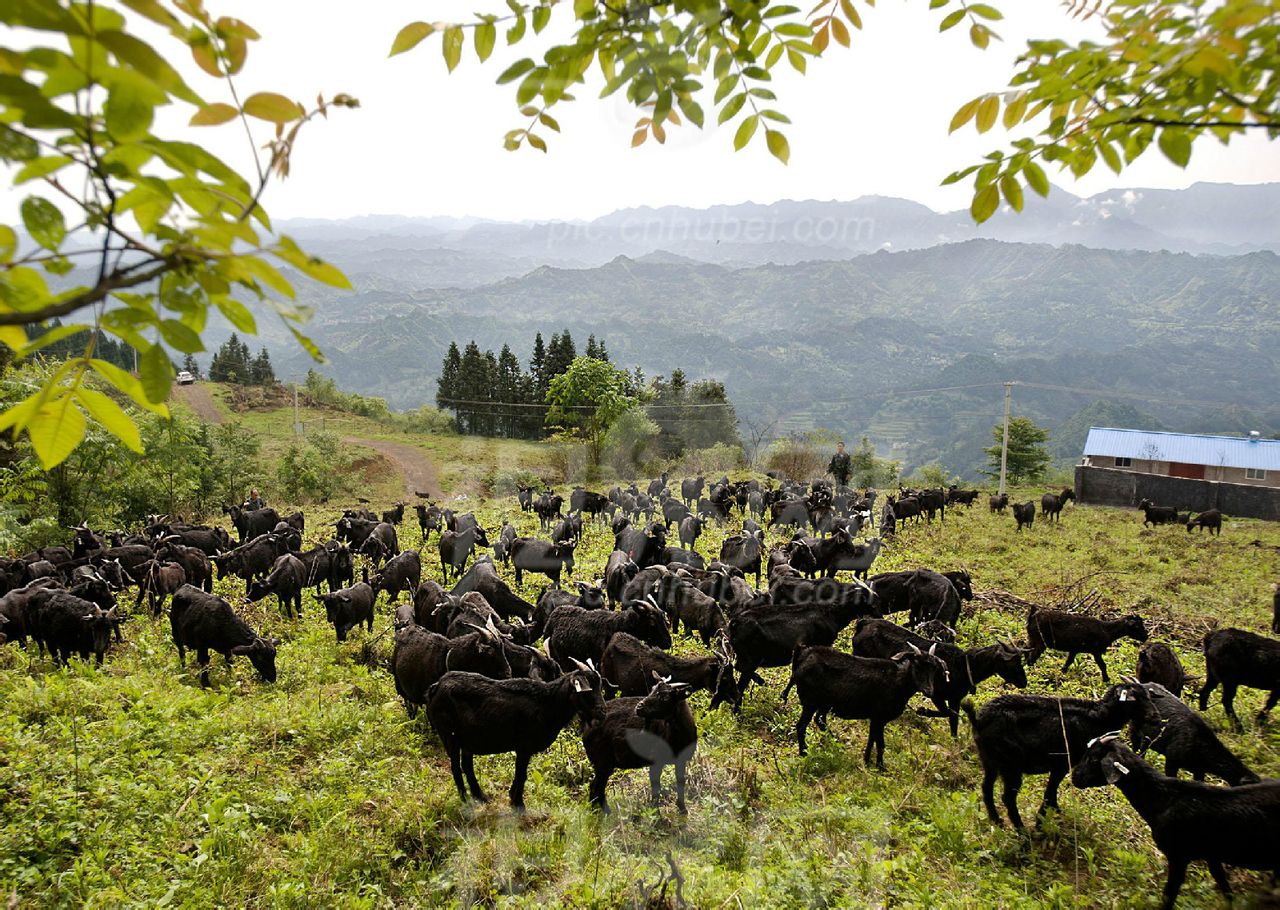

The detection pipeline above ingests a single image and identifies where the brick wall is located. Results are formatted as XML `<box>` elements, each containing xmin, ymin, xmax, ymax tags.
<box><xmin>1074</xmin><ymin>466</ymin><xmax>1280</xmax><ymax>521</ymax></box>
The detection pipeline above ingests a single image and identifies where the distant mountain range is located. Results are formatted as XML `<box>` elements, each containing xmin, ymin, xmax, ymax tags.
<box><xmin>276</xmin><ymin>182</ymin><xmax>1280</xmax><ymax>290</ymax></box>
<box><xmin>243</xmin><ymin>230</ymin><xmax>1280</xmax><ymax>477</ymax></box>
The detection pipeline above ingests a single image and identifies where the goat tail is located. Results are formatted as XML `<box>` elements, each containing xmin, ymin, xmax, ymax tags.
<box><xmin>959</xmin><ymin>696</ymin><xmax>978</xmax><ymax>731</ymax></box>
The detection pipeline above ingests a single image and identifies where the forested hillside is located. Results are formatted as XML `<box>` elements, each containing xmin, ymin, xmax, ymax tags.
<box><xmin>272</xmin><ymin>240</ymin><xmax>1280</xmax><ymax>476</ymax></box>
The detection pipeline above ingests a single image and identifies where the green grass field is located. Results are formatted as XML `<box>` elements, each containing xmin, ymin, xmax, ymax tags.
<box><xmin>2</xmin><ymin>483</ymin><xmax>1279</xmax><ymax>908</ymax></box>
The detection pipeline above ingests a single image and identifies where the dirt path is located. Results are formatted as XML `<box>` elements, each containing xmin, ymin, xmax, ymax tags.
<box><xmin>173</xmin><ymin>384</ymin><xmax>440</xmax><ymax>499</ymax></box>
<box><xmin>172</xmin><ymin>383</ymin><xmax>225</xmax><ymax>424</ymax></box>
<box><xmin>343</xmin><ymin>436</ymin><xmax>443</xmax><ymax>500</ymax></box>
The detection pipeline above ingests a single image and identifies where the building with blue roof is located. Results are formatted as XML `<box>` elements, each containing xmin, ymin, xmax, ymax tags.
<box><xmin>1082</xmin><ymin>427</ymin><xmax>1279</xmax><ymax>488</ymax></box>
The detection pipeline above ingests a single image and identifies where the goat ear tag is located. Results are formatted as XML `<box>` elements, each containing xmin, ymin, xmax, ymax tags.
<box><xmin>572</xmin><ymin>677</ymin><xmax>589</xmax><ymax>693</ymax></box>
<box><xmin>1114</xmin><ymin>762</ymin><xmax>1129</xmax><ymax>775</ymax></box>
<box><xmin>1119</xmin><ymin>691</ymin><xmax>1129</xmax><ymax>701</ymax></box>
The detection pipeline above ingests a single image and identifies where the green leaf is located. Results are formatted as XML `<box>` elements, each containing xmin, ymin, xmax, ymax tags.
<box><xmin>497</xmin><ymin>58</ymin><xmax>535</xmax><ymax>84</ymax></box>
<box><xmin>288</xmin><ymin>325</ymin><xmax>326</xmax><ymax>363</ymax></box>
<box><xmin>27</xmin><ymin>395</ymin><xmax>86</xmax><ymax>470</ymax></box>
<box><xmin>970</xmin><ymin>183</ymin><xmax>999</xmax><ymax>222</ymax></box>
<box><xmin>0</xmin><ymin>225</ymin><xmax>16</xmax><ymax>263</ymax></box>
<box><xmin>242</xmin><ymin>92</ymin><xmax>303</xmax><ymax>123</ymax></box>
<box><xmin>74</xmin><ymin>387</ymin><xmax>141</xmax><ymax>452</ymax></box>
<box><xmin>157</xmin><ymin>319</ymin><xmax>204</xmax><ymax>353</ymax></box>
<box><xmin>949</xmin><ymin>97</ymin><xmax>980</xmax><ymax>133</ymax></box>
<box><xmin>189</xmin><ymin>103</ymin><xmax>238</xmax><ymax>126</ymax></box>
<box><xmin>139</xmin><ymin>343</ymin><xmax>173</xmax><ymax>404</ymax></box>
<box><xmin>734</xmin><ymin>114</ymin><xmax>758</xmax><ymax>151</ymax></box>
<box><xmin>475</xmin><ymin>22</ymin><xmax>497</xmax><ymax>62</ymax></box>
<box><xmin>975</xmin><ymin>95</ymin><xmax>999</xmax><ymax>133</ymax></box>
<box><xmin>14</xmin><ymin>154</ymin><xmax>74</xmax><ymax>184</ymax></box>
<box><xmin>765</xmin><ymin>128</ymin><xmax>790</xmax><ymax>164</ymax></box>
<box><xmin>939</xmin><ymin>9</ymin><xmax>965</xmax><ymax>31</ymax></box>
<box><xmin>532</xmin><ymin>5</ymin><xmax>550</xmax><ymax>32</ymax></box>
<box><xmin>1098</xmin><ymin>140</ymin><xmax>1122</xmax><ymax>175</ymax></box>
<box><xmin>1157</xmin><ymin>128</ymin><xmax>1191</xmax><ymax>168</ymax></box>
<box><xmin>968</xmin><ymin>4</ymin><xmax>1003</xmax><ymax>20</ymax></box>
<box><xmin>718</xmin><ymin>93</ymin><xmax>747</xmax><ymax>124</ymax></box>
<box><xmin>443</xmin><ymin>26</ymin><xmax>464</xmax><ymax>72</ymax></box>
<box><xmin>1000</xmin><ymin>174</ymin><xmax>1023</xmax><ymax>212</ymax></box>
<box><xmin>87</xmin><ymin>358</ymin><xmax>168</xmax><ymax>414</ymax></box>
<box><xmin>1024</xmin><ymin>161</ymin><xmax>1050</xmax><ymax>197</ymax></box>
<box><xmin>390</xmin><ymin>21</ymin><xmax>434</xmax><ymax>56</ymax></box>
<box><xmin>20</xmin><ymin>196</ymin><xmax>65</xmax><ymax>250</ymax></box>
<box><xmin>104</xmin><ymin>78</ymin><xmax>156</xmax><ymax>141</ymax></box>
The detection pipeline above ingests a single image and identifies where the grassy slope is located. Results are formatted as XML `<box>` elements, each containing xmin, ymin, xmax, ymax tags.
<box><xmin>2</xmin><ymin>483</ymin><xmax>1279</xmax><ymax>908</ymax></box>
<box><xmin>186</xmin><ymin>385</ymin><xmax>554</xmax><ymax>498</ymax></box>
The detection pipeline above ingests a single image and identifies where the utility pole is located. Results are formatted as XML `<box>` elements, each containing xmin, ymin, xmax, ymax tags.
<box><xmin>998</xmin><ymin>381</ymin><xmax>1013</xmax><ymax>496</ymax></box>
<box><xmin>293</xmin><ymin>383</ymin><xmax>301</xmax><ymax>436</ymax></box>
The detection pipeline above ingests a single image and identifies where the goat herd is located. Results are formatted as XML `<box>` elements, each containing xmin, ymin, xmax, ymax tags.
<box><xmin>1</xmin><ymin>475</ymin><xmax>1277</xmax><ymax>908</ymax></box>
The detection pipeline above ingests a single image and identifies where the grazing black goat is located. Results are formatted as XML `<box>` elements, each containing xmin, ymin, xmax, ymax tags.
<box><xmin>450</xmin><ymin>558</ymin><xmax>535</xmax><ymax>623</ymax></box>
<box><xmin>317</xmin><ymin>574</ymin><xmax>376</xmax><ymax>642</ymax></box>
<box><xmin>1025</xmin><ymin>607</ymin><xmax>1149</xmax><ymax>682</ymax></box>
<box><xmin>531</xmin><ymin>582</ymin><xmax>606</xmax><ymax>640</ymax></box>
<box><xmin>1039</xmin><ymin>488</ymin><xmax>1074</xmax><ymax>521</ymax></box>
<box><xmin>852</xmin><ymin>619</ymin><xmax>1027</xmax><ymax>736</ymax></box>
<box><xmin>1185</xmin><ymin>509</ymin><xmax>1222</xmax><ymax>535</ymax></box>
<box><xmin>1136</xmin><ymin>641</ymin><xmax>1189</xmax><ymax>698</ymax></box>
<box><xmin>438</xmin><ymin>526</ymin><xmax>490</xmax><ymax>584</ymax></box>
<box><xmin>170</xmin><ymin>584</ymin><xmax>277</xmax><ymax>688</ymax></box>
<box><xmin>1139</xmin><ymin>499</ymin><xmax>1181</xmax><ymax>527</ymax></box>
<box><xmin>604</xmin><ymin>551</ymin><xmax>640</xmax><ymax>608</ymax></box>
<box><xmin>726</xmin><ymin>581</ymin><xmax>879</xmax><ymax>711</ymax></box>
<box><xmin>546</xmin><ymin>599</ymin><xmax>672</xmax><ymax>666</ymax></box>
<box><xmin>782</xmin><ymin>644</ymin><xmax>948</xmax><ymax>765</ymax></box>
<box><xmin>426</xmin><ymin>660</ymin><xmax>604</xmax><ymax>811</ymax></box>
<box><xmin>391</xmin><ymin>622</ymin><xmax>512</xmax><ymax>718</ymax></box>
<box><xmin>989</xmin><ymin>493</ymin><xmax>1009</xmax><ymax>513</ymax></box>
<box><xmin>1012</xmin><ymin>501</ymin><xmax>1036</xmax><ymax>531</ymax></box>
<box><xmin>1071</xmin><ymin>735</ymin><xmax>1280</xmax><ymax>909</ymax></box>
<box><xmin>582</xmin><ymin>677</ymin><xmax>698</xmax><ymax>813</ymax></box>
<box><xmin>1198</xmin><ymin>627</ymin><xmax>1280</xmax><ymax>731</ymax></box>
<box><xmin>510</xmin><ymin>537</ymin><xmax>576</xmax><ymax>588</ymax></box>
<box><xmin>601</xmin><ymin>631</ymin><xmax>735</xmax><ymax>706</ymax></box>
<box><xmin>961</xmin><ymin>682</ymin><xmax>1149</xmax><ymax>828</ymax></box>
<box><xmin>370</xmin><ymin>550</ymin><xmax>421</xmax><ymax>605</ymax></box>
<box><xmin>246</xmin><ymin>553</ymin><xmax>307</xmax><ymax>620</ymax></box>
<box><xmin>1131</xmin><ymin>683</ymin><xmax>1259</xmax><ymax>786</ymax></box>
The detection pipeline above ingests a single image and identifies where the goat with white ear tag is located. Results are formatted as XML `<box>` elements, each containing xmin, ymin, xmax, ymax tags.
<box><xmin>1072</xmin><ymin>734</ymin><xmax>1280</xmax><ymax>909</ymax></box>
<box><xmin>960</xmin><ymin>681</ymin><xmax>1150</xmax><ymax>829</ymax></box>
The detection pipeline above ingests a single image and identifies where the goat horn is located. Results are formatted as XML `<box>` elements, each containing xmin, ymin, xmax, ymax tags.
<box><xmin>568</xmin><ymin>657</ymin><xmax>591</xmax><ymax>673</ymax></box>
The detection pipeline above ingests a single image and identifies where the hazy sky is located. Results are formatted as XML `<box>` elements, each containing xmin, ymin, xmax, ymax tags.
<box><xmin>7</xmin><ymin>0</ymin><xmax>1280</xmax><ymax>223</ymax></box>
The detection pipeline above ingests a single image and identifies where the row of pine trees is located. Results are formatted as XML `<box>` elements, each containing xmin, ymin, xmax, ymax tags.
<box><xmin>205</xmin><ymin>333</ymin><xmax>276</xmax><ymax>385</ymax></box>
<box><xmin>435</xmin><ymin>329</ymin><xmax>739</xmax><ymax>454</ymax></box>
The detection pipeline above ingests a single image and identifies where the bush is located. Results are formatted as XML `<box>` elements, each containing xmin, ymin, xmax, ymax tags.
<box><xmin>605</xmin><ymin>410</ymin><xmax>662</xmax><ymax>477</ymax></box>
<box><xmin>679</xmin><ymin>442</ymin><xmax>745</xmax><ymax>477</ymax></box>
<box><xmin>907</xmin><ymin>463</ymin><xmax>956</xmax><ymax>489</ymax></box>
<box><xmin>765</xmin><ymin>434</ymin><xmax>825</xmax><ymax>481</ymax></box>
<box><xmin>276</xmin><ymin>431</ymin><xmax>352</xmax><ymax>502</ymax></box>
<box><xmin>486</xmin><ymin>468</ymin><xmax>544</xmax><ymax>497</ymax></box>
<box><xmin>545</xmin><ymin>433</ymin><xmax>589</xmax><ymax>484</ymax></box>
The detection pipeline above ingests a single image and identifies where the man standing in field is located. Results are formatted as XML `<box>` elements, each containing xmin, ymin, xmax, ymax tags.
<box><xmin>828</xmin><ymin>441</ymin><xmax>852</xmax><ymax>488</ymax></box>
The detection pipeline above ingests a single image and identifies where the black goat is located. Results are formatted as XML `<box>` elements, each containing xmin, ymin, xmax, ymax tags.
<box><xmin>170</xmin><ymin>584</ymin><xmax>277</xmax><ymax>687</ymax></box>
<box><xmin>782</xmin><ymin>644</ymin><xmax>948</xmax><ymax>765</ymax></box>
<box><xmin>1139</xmin><ymin>499</ymin><xmax>1181</xmax><ymax>527</ymax></box>
<box><xmin>1131</xmin><ymin>683</ymin><xmax>1259</xmax><ymax>786</ymax></box>
<box><xmin>1185</xmin><ymin>509</ymin><xmax>1222</xmax><ymax>535</ymax></box>
<box><xmin>450</xmin><ymin>558</ymin><xmax>534</xmax><ymax>622</ymax></box>
<box><xmin>1025</xmin><ymin>607</ymin><xmax>1149</xmax><ymax>682</ymax></box>
<box><xmin>582</xmin><ymin>677</ymin><xmax>697</xmax><ymax>813</ymax></box>
<box><xmin>961</xmin><ymin>681</ymin><xmax>1149</xmax><ymax>828</ymax></box>
<box><xmin>246</xmin><ymin>553</ymin><xmax>307</xmax><ymax>620</ymax></box>
<box><xmin>546</xmin><ymin>599</ymin><xmax>672</xmax><ymax>666</ymax></box>
<box><xmin>370</xmin><ymin>549</ymin><xmax>421</xmax><ymax>605</ymax></box>
<box><xmin>1071</xmin><ymin>735</ymin><xmax>1280</xmax><ymax>909</ymax></box>
<box><xmin>1012</xmin><ymin>501</ymin><xmax>1036</xmax><ymax>531</ymax></box>
<box><xmin>438</xmin><ymin>526</ymin><xmax>490</xmax><ymax>584</ymax></box>
<box><xmin>1040</xmin><ymin>487</ymin><xmax>1075</xmax><ymax>521</ymax></box>
<box><xmin>1198</xmin><ymin>627</ymin><xmax>1280</xmax><ymax>731</ymax></box>
<box><xmin>317</xmin><ymin>575</ymin><xmax>376</xmax><ymax>642</ymax></box>
<box><xmin>851</xmin><ymin>619</ymin><xmax>1027</xmax><ymax>737</ymax></box>
<box><xmin>425</xmin><ymin>661</ymin><xmax>604</xmax><ymax>811</ymax></box>
<box><xmin>604</xmin><ymin>550</ymin><xmax>640</xmax><ymax>607</ymax></box>
<box><xmin>726</xmin><ymin>581</ymin><xmax>879</xmax><ymax>711</ymax></box>
<box><xmin>510</xmin><ymin>537</ymin><xmax>576</xmax><ymax>588</ymax></box>
<box><xmin>601</xmin><ymin>631</ymin><xmax>735</xmax><ymax>706</ymax></box>
<box><xmin>392</xmin><ymin>623</ymin><xmax>511</xmax><ymax>718</ymax></box>
<box><xmin>1136</xmin><ymin>641</ymin><xmax>1189</xmax><ymax>698</ymax></box>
